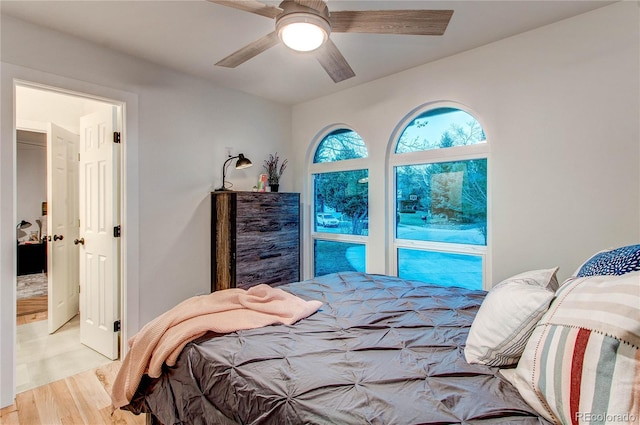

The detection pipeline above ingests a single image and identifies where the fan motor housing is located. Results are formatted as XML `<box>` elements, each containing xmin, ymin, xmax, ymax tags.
<box><xmin>276</xmin><ymin>1</ymin><xmax>331</xmax><ymax>52</ymax></box>
<box><xmin>276</xmin><ymin>0</ymin><xmax>331</xmax><ymax>32</ymax></box>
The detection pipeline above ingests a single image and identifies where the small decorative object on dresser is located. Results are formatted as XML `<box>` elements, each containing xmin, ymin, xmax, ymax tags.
<box><xmin>211</xmin><ymin>191</ymin><xmax>300</xmax><ymax>291</ymax></box>
<box><xmin>263</xmin><ymin>152</ymin><xmax>287</xmax><ymax>192</ymax></box>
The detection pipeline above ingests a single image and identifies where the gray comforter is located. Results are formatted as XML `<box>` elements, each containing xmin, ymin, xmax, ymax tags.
<box><xmin>126</xmin><ymin>272</ymin><xmax>548</xmax><ymax>424</ymax></box>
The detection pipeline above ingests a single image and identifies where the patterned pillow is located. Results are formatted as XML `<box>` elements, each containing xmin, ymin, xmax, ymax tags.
<box><xmin>510</xmin><ymin>272</ymin><xmax>640</xmax><ymax>424</ymax></box>
<box><xmin>464</xmin><ymin>267</ymin><xmax>558</xmax><ymax>367</ymax></box>
<box><xmin>576</xmin><ymin>244</ymin><xmax>640</xmax><ymax>277</ymax></box>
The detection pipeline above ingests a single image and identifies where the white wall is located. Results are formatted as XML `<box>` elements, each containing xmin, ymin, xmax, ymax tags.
<box><xmin>1</xmin><ymin>14</ymin><xmax>291</xmax><ymax>407</ymax></box>
<box><xmin>292</xmin><ymin>2</ymin><xmax>640</xmax><ymax>284</ymax></box>
<box><xmin>16</xmin><ymin>138</ymin><xmax>46</xmax><ymax>242</ymax></box>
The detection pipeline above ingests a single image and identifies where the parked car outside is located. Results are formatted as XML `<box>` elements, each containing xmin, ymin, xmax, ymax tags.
<box><xmin>316</xmin><ymin>213</ymin><xmax>340</xmax><ymax>228</ymax></box>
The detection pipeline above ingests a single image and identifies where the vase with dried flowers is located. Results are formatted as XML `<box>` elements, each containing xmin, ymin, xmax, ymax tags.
<box><xmin>263</xmin><ymin>153</ymin><xmax>287</xmax><ymax>192</ymax></box>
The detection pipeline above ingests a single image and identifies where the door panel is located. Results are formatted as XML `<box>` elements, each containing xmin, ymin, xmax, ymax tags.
<box><xmin>47</xmin><ymin>123</ymin><xmax>80</xmax><ymax>334</ymax></box>
<box><xmin>79</xmin><ymin>107</ymin><xmax>120</xmax><ymax>360</ymax></box>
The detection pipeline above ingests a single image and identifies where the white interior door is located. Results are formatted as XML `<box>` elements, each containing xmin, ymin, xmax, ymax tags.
<box><xmin>79</xmin><ymin>107</ymin><xmax>120</xmax><ymax>360</ymax></box>
<box><xmin>47</xmin><ymin>123</ymin><xmax>80</xmax><ymax>334</ymax></box>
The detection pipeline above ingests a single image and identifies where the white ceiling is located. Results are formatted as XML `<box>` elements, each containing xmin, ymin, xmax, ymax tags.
<box><xmin>1</xmin><ymin>0</ymin><xmax>615</xmax><ymax>105</ymax></box>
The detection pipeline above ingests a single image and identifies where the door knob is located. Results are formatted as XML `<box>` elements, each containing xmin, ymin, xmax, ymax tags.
<box><xmin>74</xmin><ymin>238</ymin><xmax>85</xmax><ymax>245</ymax></box>
<box><xmin>53</xmin><ymin>234</ymin><xmax>64</xmax><ymax>241</ymax></box>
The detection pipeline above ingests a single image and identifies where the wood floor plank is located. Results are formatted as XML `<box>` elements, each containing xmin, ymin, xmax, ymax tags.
<box><xmin>50</xmin><ymin>380</ymin><xmax>83</xmax><ymax>424</ymax></box>
<box><xmin>14</xmin><ymin>391</ymin><xmax>40</xmax><ymax>425</ymax></box>
<box><xmin>16</xmin><ymin>310</ymin><xmax>47</xmax><ymax>325</ymax></box>
<box><xmin>16</xmin><ymin>295</ymin><xmax>48</xmax><ymax>317</ymax></box>
<box><xmin>0</xmin><ymin>405</ymin><xmax>19</xmax><ymax>425</ymax></box>
<box><xmin>76</xmin><ymin>368</ymin><xmax>112</xmax><ymax>408</ymax></box>
<box><xmin>32</xmin><ymin>383</ymin><xmax>64</xmax><ymax>425</ymax></box>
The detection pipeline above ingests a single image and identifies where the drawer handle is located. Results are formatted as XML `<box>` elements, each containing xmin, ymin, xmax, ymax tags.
<box><xmin>259</xmin><ymin>253</ymin><xmax>282</xmax><ymax>260</ymax></box>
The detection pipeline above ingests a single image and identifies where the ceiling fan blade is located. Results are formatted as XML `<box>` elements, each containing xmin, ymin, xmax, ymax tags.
<box><xmin>330</xmin><ymin>10</ymin><xmax>454</xmax><ymax>36</ymax></box>
<box><xmin>207</xmin><ymin>0</ymin><xmax>282</xmax><ymax>19</ymax></box>
<box><xmin>315</xmin><ymin>38</ymin><xmax>355</xmax><ymax>83</ymax></box>
<box><xmin>215</xmin><ymin>31</ymin><xmax>280</xmax><ymax>68</ymax></box>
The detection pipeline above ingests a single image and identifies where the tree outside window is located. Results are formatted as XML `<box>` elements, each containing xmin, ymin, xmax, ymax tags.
<box><xmin>394</xmin><ymin>107</ymin><xmax>488</xmax><ymax>289</ymax></box>
<box><xmin>312</xmin><ymin>128</ymin><xmax>368</xmax><ymax>276</ymax></box>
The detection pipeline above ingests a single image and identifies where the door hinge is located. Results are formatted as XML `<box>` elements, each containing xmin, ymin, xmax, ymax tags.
<box><xmin>113</xmin><ymin>225</ymin><xmax>121</xmax><ymax>238</ymax></box>
<box><xmin>113</xmin><ymin>320</ymin><xmax>121</xmax><ymax>332</ymax></box>
<box><xmin>113</xmin><ymin>132</ymin><xmax>121</xmax><ymax>144</ymax></box>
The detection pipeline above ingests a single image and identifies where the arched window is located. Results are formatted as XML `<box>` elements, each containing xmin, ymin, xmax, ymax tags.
<box><xmin>314</xmin><ymin>128</ymin><xmax>368</xmax><ymax>163</ymax></box>
<box><xmin>309</xmin><ymin>128</ymin><xmax>368</xmax><ymax>277</ymax></box>
<box><xmin>390</xmin><ymin>106</ymin><xmax>489</xmax><ymax>289</ymax></box>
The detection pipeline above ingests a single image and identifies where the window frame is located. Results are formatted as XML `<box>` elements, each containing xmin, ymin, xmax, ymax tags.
<box><xmin>305</xmin><ymin>125</ymin><xmax>370</xmax><ymax>279</ymax></box>
<box><xmin>387</xmin><ymin>103</ymin><xmax>491</xmax><ymax>289</ymax></box>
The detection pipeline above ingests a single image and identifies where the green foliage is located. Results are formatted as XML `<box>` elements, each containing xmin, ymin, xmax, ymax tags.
<box><xmin>314</xmin><ymin>129</ymin><xmax>367</xmax><ymax>163</ymax></box>
<box><xmin>263</xmin><ymin>153</ymin><xmax>287</xmax><ymax>184</ymax></box>
<box><xmin>395</xmin><ymin>117</ymin><xmax>487</xmax><ymax>243</ymax></box>
<box><xmin>315</xmin><ymin>169</ymin><xmax>368</xmax><ymax>235</ymax></box>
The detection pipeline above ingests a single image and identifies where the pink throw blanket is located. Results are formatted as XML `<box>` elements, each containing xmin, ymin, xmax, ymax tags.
<box><xmin>111</xmin><ymin>284</ymin><xmax>322</xmax><ymax>409</ymax></box>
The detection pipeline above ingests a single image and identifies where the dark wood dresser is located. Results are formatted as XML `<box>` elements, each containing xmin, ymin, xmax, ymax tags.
<box><xmin>211</xmin><ymin>191</ymin><xmax>300</xmax><ymax>291</ymax></box>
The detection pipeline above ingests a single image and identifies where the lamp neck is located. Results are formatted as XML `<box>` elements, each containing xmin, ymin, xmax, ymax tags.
<box><xmin>219</xmin><ymin>155</ymin><xmax>239</xmax><ymax>191</ymax></box>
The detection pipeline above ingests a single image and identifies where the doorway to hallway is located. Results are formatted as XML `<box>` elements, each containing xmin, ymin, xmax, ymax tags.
<box><xmin>15</xmin><ymin>83</ymin><xmax>125</xmax><ymax>392</ymax></box>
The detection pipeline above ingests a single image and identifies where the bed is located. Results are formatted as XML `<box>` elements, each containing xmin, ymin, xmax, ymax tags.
<box><xmin>120</xmin><ymin>243</ymin><xmax>640</xmax><ymax>424</ymax></box>
<box><xmin>122</xmin><ymin>271</ymin><xmax>552</xmax><ymax>424</ymax></box>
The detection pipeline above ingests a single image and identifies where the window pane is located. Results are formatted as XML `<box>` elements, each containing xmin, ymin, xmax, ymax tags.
<box><xmin>314</xmin><ymin>170</ymin><xmax>368</xmax><ymax>236</ymax></box>
<box><xmin>314</xmin><ymin>129</ymin><xmax>368</xmax><ymax>163</ymax></box>
<box><xmin>396</xmin><ymin>159</ymin><xmax>486</xmax><ymax>245</ymax></box>
<box><xmin>314</xmin><ymin>240</ymin><xmax>365</xmax><ymax>277</ymax></box>
<box><xmin>396</xmin><ymin>108</ymin><xmax>486</xmax><ymax>153</ymax></box>
<box><xmin>398</xmin><ymin>248</ymin><xmax>482</xmax><ymax>290</ymax></box>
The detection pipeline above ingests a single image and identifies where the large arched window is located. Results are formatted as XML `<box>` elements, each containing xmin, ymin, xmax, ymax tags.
<box><xmin>390</xmin><ymin>106</ymin><xmax>489</xmax><ymax>289</ymax></box>
<box><xmin>309</xmin><ymin>128</ymin><xmax>369</xmax><ymax>277</ymax></box>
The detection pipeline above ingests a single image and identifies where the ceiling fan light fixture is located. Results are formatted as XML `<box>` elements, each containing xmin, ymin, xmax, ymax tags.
<box><xmin>277</xmin><ymin>13</ymin><xmax>330</xmax><ymax>52</ymax></box>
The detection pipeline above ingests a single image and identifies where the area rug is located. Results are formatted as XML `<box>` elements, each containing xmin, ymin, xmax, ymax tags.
<box><xmin>17</xmin><ymin>272</ymin><xmax>48</xmax><ymax>299</ymax></box>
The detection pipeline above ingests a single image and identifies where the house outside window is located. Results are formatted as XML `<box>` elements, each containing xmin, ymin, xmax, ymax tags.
<box><xmin>390</xmin><ymin>106</ymin><xmax>489</xmax><ymax>289</ymax></box>
<box><xmin>310</xmin><ymin>128</ymin><xmax>368</xmax><ymax>277</ymax></box>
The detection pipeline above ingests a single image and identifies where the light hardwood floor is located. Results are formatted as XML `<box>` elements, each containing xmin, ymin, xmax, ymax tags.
<box><xmin>9</xmin><ymin>283</ymin><xmax>147</xmax><ymax>424</ymax></box>
<box><xmin>0</xmin><ymin>361</ymin><xmax>146</xmax><ymax>425</ymax></box>
<box><xmin>16</xmin><ymin>295</ymin><xmax>47</xmax><ymax>320</ymax></box>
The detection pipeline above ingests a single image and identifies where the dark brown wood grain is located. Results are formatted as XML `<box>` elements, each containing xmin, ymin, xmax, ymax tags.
<box><xmin>211</xmin><ymin>192</ymin><xmax>300</xmax><ymax>291</ymax></box>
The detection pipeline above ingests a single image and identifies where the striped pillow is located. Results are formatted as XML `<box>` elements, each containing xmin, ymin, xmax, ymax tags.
<box><xmin>511</xmin><ymin>272</ymin><xmax>640</xmax><ymax>424</ymax></box>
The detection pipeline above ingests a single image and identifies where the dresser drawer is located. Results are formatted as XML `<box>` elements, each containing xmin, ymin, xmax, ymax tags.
<box><xmin>236</xmin><ymin>249</ymin><xmax>300</xmax><ymax>289</ymax></box>
<box><xmin>236</xmin><ymin>193</ymin><xmax>299</xmax><ymax>217</ymax></box>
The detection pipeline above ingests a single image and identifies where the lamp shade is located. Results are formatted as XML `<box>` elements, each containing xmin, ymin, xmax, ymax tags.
<box><xmin>235</xmin><ymin>154</ymin><xmax>253</xmax><ymax>169</ymax></box>
<box><xmin>16</xmin><ymin>220</ymin><xmax>32</xmax><ymax>229</ymax></box>
<box><xmin>215</xmin><ymin>153</ymin><xmax>253</xmax><ymax>191</ymax></box>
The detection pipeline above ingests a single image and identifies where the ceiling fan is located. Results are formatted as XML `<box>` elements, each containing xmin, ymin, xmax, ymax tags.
<box><xmin>209</xmin><ymin>0</ymin><xmax>453</xmax><ymax>83</ymax></box>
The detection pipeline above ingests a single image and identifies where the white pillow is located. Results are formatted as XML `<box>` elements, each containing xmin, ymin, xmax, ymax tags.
<box><xmin>464</xmin><ymin>267</ymin><xmax>559</xmax><ymax>367</ymax></box>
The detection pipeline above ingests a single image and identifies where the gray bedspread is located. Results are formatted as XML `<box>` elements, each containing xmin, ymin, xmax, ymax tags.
<box><xmin>126</xmin><ymin>272</ymin><xmax>549</xmax><ymax>424</ymax></box>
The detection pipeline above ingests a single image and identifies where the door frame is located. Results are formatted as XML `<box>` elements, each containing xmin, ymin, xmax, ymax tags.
<box><xmin>0</xmin><ymin>64</ymin><xmax>140</xmax><ymax>408</ymax></box>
